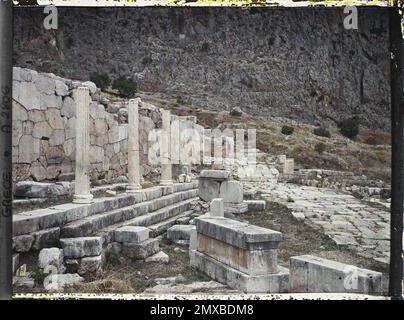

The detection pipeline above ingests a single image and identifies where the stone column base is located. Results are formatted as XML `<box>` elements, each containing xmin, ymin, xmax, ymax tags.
<box><xmin>73</xmin><ymin>194</ymin><xmax>94</xmax><ymax>204</ymax></box>
<box><xmin>126</xmin><ymin>185</ymin><xmax>142</xmax><ymax>193</ymax></box>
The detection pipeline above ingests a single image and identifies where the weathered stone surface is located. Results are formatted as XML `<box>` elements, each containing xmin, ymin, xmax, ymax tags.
<box><xmin>190</xmin><ymin>251</ymin><xmax>289</xmax><ymax>293</ymax></box>
<box><xmin>224</xmin><ymin>202</ymin><xmax>249</xmax><ymax>215</ymax></box>
<box><xmin>14</xmin><ymin>181</ymin><xmax>71</xmax><ymax>198</ymax></box>
<box><xmin>197</xmin><ymin>233</ymin><xmax>278</xmax><ymax>275</ymax></box>
<box><xmin>31</xmin><ymin>227</ymin><xmax>60</xmax><ymax>250</ymax></box>
<box><xmin>114</xmin><ymin>226</ymin><xmax>150</xmax><ymax>244</ymax></box>
<box><xmin>289</xmin><ymin>255</ymin><xmax>382</xmax><ymax>294</ymax></box>
<box><xmin>60</xmin><ymin>237</ymin><xmax>103</xmax><ymax>258</ymax></box>
<box><xmin>38</xmin><ymin>248</ymin><xmax>65</xmax><ymax>274</ymax></box>
<box><xmin>13</xmin><ymin>276</ymin><xmax>35</xmax><ymax>290</ymax></box>
<box><xmin>200</xmin><ymin>170</ymin><xmax>229</xmax><ymax>180</ymax></box>
<box><xmin>210</xmin><ymin>198</ymin><xmax>224</xmax><ymax>217</ymax></box>
<box><xmin>122</xmin><ymin>238</ymin><xmax>159</xmax><ymax>260</ymax></box>
<box><xmin>219</xmin><ymin>181</ymin><xmax>243</xmax><ymax>204</ymax></box>
<box><xmin>13</xmin><ymin>234</ymin><xmax>35</xmax><ymax>253</ymax></box>
<box><xmin>283</xmin><ymin>159</ymin><xmax>294</xmax><ymax>174</ymax></box>
<box><xmin>167</xmin><ymin>225</ymin><xmax>196</xmax><ymax>241</ymax></box>
<box><xmin>18</xmin><ymin>135</ymin><xmax>40</xmax><ymax>163</ymax></box>
<box><xmin>145</xmin><ymin>251</ymin><xmax>170</xmax><ymax>264</ymax></box>
<box><xmin>78</xmin><ymin>255</ymin><xmax>103</xmax><ymax>277</ymax></box>
<box><xmin>244</xmin><ymin>200</ymin><xmax>266</xmax><ymax>212</ymax></box>
<box><xmin>44</xmin><ymin>273</ymin><xmax>84</xmax><ymax>292</ymax></box>
<box><xmin>195</xmin><ymin>216</ymin><xmax>282</xmax><ymax>250</ymax></box>
<box><xmin>198</xmin><ymin>178</ymin><xmax>221</xmax><ymax>202</ymax></box>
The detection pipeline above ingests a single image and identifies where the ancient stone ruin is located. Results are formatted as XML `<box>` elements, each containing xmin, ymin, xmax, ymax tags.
<box><xmin>11</xmin><ymin>67</ymin><xmax>394</xmax><ymax>296</ymax></box>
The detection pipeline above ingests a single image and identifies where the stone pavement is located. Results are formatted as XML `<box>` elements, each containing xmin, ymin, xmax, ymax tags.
<box><xmin>243</xmin><ymin>182</ymin><xmax>391</xmax><ymax>265</ymax></box>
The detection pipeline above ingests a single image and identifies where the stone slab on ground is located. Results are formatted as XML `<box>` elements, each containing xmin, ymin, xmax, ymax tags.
<box><xmin>44</xmin><ymin>273</ymin><xmax>84</xmax><ymax>292</ymax></box>
<box><xmin>122</xmin><ymin>238</ymin><xmax>159</xmax><ymax>260</ymax></box>
<box><xmin>190</xmin><ymin>250</ymin><xmax>289</xmax><ymax>293</ymax></box>
<box><xmin>167</xmin><ymin>225</ymin><xmax>196</xmax><ymax>242</ymax></box>
<box><xmin>114</xmin><ymin>226</ymin><xmax>149</xmax><ymax>244</ymax></box>
<box><xmin>289</xmin><ymin>255</ymin><xmax>382</xmax><ymax>295</ymax></box>
<box><xmin>224</xmin><ymin>202</ymin><xmax>248</xmax><ymax>215</ymax></box>
<box><xmin>145</xmin><ymin>251</ymin><xmax>170</xmax><ymax>264</ymax></box>
<box><xmin>60</xmin><ymin>237</ymin><xmax>103</xmax><ymax>258</ymax></box>
<box><xmin>244</xmin><ymin>200</ymin><xmax>266</xmax><ymax>212</ymax></box>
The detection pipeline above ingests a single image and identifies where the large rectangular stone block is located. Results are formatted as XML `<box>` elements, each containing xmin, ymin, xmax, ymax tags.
<box><xmin>195</xmin><ymin>216</ymin><xmax>282</xmax><ymax>250</ymax></box>
<box><xmin>122</xmin><ymin>238</ymin><xmax>159</xmax><ymax>260</ymax></box>
<box><xmin>61</xmin><ymin>237</ymin><xmax>103</xmax><ymax>258</ymax></box>
<box><xmin>197</xmin><ymin>233</ymin><xmax>278</xmax><ymax>275</ymax></box>
<box><xmin>190</xmin><ymin>251</ymin><xmax>289</xmax><ymax>293</ymax></box>
<box><xmin>289</xmin><ymin>255</ymin><xmax>382</xmax><ymax>294</ymax></box>
<box><xmin>114</xmin><ymin>226</ymin><xmax>149</xmax><ymax>244</ymax></box>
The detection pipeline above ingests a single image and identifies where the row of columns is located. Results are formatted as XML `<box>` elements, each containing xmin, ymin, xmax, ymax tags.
<box><xmin>73</xmin><ymin>87</ymin><xmax>173</xmax><ymax>204</ymax></box>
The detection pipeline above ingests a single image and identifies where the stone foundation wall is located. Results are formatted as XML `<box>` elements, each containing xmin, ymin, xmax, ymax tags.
<box><xmin>12</xmin><ymin>67</ymin><xmax>202</xmax><ymax>183</ymax></box>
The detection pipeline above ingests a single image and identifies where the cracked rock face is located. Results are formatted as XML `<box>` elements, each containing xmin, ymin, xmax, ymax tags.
<box><xmin>14</xmin><ymin>7</ymin><xmax>390</xmax><ymax>130</ymax></box>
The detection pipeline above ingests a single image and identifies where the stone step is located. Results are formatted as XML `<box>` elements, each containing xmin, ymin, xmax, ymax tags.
<box><xmin>13</xmin><ymin>181</ymin><xmax>198</xmax><ymax>237</ymax></box>
<box><xmin>60</xmin><ymin>189</ymin><xmax>197</xmax><ymax>238</ymax></box>
<box><xmin>99</xmin><ymin>199</ymin><xmax>197</xmax><ymax>242</ymax></box>
<box><xmin>148</xmin><ymin>210</ymin><xmax>194</xmax><ymax>237</ymax></box>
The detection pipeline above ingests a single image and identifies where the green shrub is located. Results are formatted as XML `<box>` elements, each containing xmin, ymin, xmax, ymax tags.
<box><xmin>315</xmin><ymin>142</ymin><xmax>326</xmax><ymax>154</ymax></box>
<box><xmin>105</xmin><ymin>247</ymin><xmax>120</xmax><ymax>266</ymax></box>
<box><xmin>281</xmin><ymin>125</ymin><xmax>294</xmax><ymax>135</ymax></box>
<box><xmin>287</xmin><ymin>195</ymin><xmax>295</xmax><ymax>203</ymax></box>
<box><xmin>338</xmin><ymin>117</ymin><xmax>359</xmax><ymax>140</ymax></box>
<box><xmin>90</xmin><ymin>72</ymin><xmax>111</xmax><ymax>91</ymax></box>
<box><xmin>112</xmin><ymin>76</ymin><xmax>137</xmax><ymax>98</ymax></box>
<box><xmin>313</xmin><ymin>127</ymin><xmax>331</xmax><ymax>138</ymax></box>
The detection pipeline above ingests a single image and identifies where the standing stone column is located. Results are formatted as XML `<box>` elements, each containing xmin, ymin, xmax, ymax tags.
<box><xmin>127</xmin><ymin>98</ymin><xmax>142</xmax><ymax>192</ymax></box>
<box><xmin>160</xmin><ymin>109</ymin><xmax>173</xmax><ymax>185</ymax></box>
<box><xmin>73</xmin><ymin>87</ymin><xmax>93</xmax><ymax>204</ymax></box>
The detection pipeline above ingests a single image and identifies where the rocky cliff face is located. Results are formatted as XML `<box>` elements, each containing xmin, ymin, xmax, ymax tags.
<box><xmin>13</xmin><ymin>7</ymin><xmax>390</xmax><ymax>130</ymax></box>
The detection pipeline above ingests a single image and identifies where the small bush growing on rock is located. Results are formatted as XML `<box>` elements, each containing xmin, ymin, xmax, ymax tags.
<box><xmin>313</xmin><ymin>127</ymin><xmax>331</xmax><ymax>138</ymax></box>
<box><xmin>106</xmin><ymin>247</ymin><xmax>120</xmax><ymax>266</ymax></box>
<box><xmin>315</xmin><ymin>142</ymin><xmax>326</xmax><ymax>154</ymax></box>
<box><xmin>281</xmin><ymin>125</ymin><xmax>294</xmax><ymax>135</ymax></box>
<box><xmin>90</xmin><ymin>72</ymin><xmax>111</xmax><ymax>91</ymax></box>
<box><xmin>287</xmin><ymin>195</ymin><xmax>295</xmax><ymax>203</ymax></box>
<box><xmin>338</xmin><ymin>117</ymin><xmax>359</xmax><ymax>140</ymax></box>
<box><xmin>112</xmin><ymin>76</ymin><xmax>137</xmax><ymax>98</ymax></box>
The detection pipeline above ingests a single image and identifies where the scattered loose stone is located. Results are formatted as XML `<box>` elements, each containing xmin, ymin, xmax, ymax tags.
<box><xmin>44</xmin><ymin>273</ymin><xmax>84</xmax><ymax>292</ymax></box>
<box><xmin>13</xmin><ymin>275</ymin><xmax>35</xmax><ymax>290</ymax></box>
<box><xmin>38</xmin><ymin>248</ymin><xmax>65</xmax><ymax>274</ymax></box>
<box><xmin>60</xmin><ymin>237</ymin><xmax>103</xmax><ymax>259</ymax></box>
<box><xmin>145</xmin><ymin>251</ymin><xmax>170</xmax><ymax>264</ymax></box>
